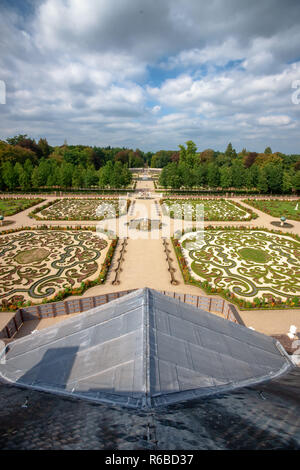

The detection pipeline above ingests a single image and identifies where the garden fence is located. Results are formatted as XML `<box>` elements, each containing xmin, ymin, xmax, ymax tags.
<box><xmin>0</xmin><ymin>289</ymin><xmax>240</xmax><ymax>339</ymax></box>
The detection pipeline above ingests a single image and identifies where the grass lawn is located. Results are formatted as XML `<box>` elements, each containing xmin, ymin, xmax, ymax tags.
<box><xmin>243</xmin><ymin>199</ymin><xmax>300</xmax><ymax>221</ymax></box>
<box><xmin>238</xmin><ymin>247</ymin><xmax>270</xmax><ymax>263</ymax></box>
<box><xmin>0</xmin><ymin>198</ymin><xmax>44</xmax><ymax>216</ymax></box>
<box><xmin>14</xmin><ymin>247</ymin><xmax>50</xmax><ymax>264</ymax></box>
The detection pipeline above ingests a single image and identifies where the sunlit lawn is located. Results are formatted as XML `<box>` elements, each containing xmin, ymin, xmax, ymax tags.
<box><xmin>243</xmin><ymin>199</ymin><xmax>300</xmax><ymax>221</ymax></box>
<box><xmin>0</xmin><ymin>198</ymin><xmax>43</xmax><ymax>216</ymax></box>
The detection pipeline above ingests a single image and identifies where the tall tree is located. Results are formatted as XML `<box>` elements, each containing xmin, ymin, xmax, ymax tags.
<box><xmin>38</xmin><ymin>138</ymin><xmax>51</xmax><ymax>157</ymax></box>
<box><xmin>179</xmin><ymin>141</ymin><xmax>197</xmax><ymax>168</ymax></box>
<box><xmin>265</xmin><ymin>162</ymin><xmax>283</xmax><ymax>193</ymax></box>
<box><xmin>257</xmin><ymin>168</ymin><xmax>268</xmax><ymax>193</ymax></box>
<box><xmin>292</xmin><ymin>171</ymin><xmax>300</xmax><ymax>191</ymax></box>
<box><xmin>231</xmin><ymin>160</ymin><xmax>246</xmax><ymax>188</ymax></box>
<box><xmin>243</xmin><ymin>152</ymin><xmax>257</xmax><ymax>168</ymax></box>
<box><xmin>2</xmin><ymin>161</ymin><xmax>17</xmax><ymax>190</ymax></box>
<box><xmin>225</xmin><ymin>142</ymin><xmax>237</xmax><ymax>159</ymax></box>
<box><xmin>72</xmin><ymin>166</ymin><xmax>84</xmax><ymax>188</ymax></box>
<box><xmin>207</xmin><ymin>163</ymin><xmax>220</xmax><ymax>187</ymax></box>
<box><xmin>179</xmin><ymin>162</ymin><xmax>194</xmax><ymax>188</ymax></box>
<box><xmin>99</xmin><ymin>161</ymin><xmax>113</xmax><ymax>187</ymax></box>
<box><xmin>264</xmin><ymin>146</ymin><xmax>272</xmax><ymax>155</ymax></box>
<box><xmin>59</xmin><ymin>163</ymin><xmax>73</xmax><ymax>188</ymax></box>
<box><xmin>282</xmin><ymin>171</ymin><xmax>293</xmax><ymax>193</ymax></box>
<box><xmin>19</xmin><ymin>168</ymin><xmax>31</xmax><ymax>190</ymax></box>
<box><xmin>220</xmin><ymin>166</ymin><xmax>232</xmax><ymax>189</ymax></box>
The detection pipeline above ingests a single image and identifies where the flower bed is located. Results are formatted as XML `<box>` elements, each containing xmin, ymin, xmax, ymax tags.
<box><xmin>0</xmin><ymin>226</ymin><xmax>117</xmax><ymax>310</ymax></box>
<box><xmin>29</xmin><ymin>198</ymin><xmax>131</xmax><ymax>221</ymax></box>
<box><xmin>161</xmin><ymin>198</ymin><xmax>257</xmax><ymax>221</ymax></box>
<box><xmin>172</xmin><ymin>226</ymin><xmax>300</xmax><ymax>310</ymax></box>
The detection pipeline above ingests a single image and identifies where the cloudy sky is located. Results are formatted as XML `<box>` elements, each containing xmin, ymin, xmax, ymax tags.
<box><xmin>1</xmin><ymin>0</ymin><xmax>300</xmax><ymax>153</ymax></box>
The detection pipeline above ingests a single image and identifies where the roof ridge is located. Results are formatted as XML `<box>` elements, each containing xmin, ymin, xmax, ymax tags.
<box><xmin>143</xmin><ymin>288</ymin><xmax>151</xmax><ymax>408</ymax></box>
<box><xmin>0</xmin><ymin>287</ymin><xmax>293</xmax><ymax>409</ymax></box>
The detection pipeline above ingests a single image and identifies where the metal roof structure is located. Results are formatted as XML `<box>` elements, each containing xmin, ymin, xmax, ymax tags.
<box><xmin>0</xmin><ymin>288</ymin><xmax>293</xmax><ymax>408</ymax></box>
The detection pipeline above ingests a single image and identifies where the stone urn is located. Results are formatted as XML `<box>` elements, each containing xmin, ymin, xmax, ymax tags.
<box><xmin>280</xmin><ymin>215</ymin><xmax>286</xmax><ymax>227</ymax></box>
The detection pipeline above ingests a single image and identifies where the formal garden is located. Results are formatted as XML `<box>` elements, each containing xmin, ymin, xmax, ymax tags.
<box><xmin>161</xmin><ymin>199</ymin><xmax>257</xmax><ymax>221</ymax></box>
<box><xmin>243</xmin><ymin>199</ymin><xmax>300</xmax><ymax>221</ymax></box>
<box><xmin>173</xmin><ymin>228</ymin><xmax>300</xmax><ymax>309</ymax></box>
<box><xmin>30</xmin><ymin>198</ymin><xmax>130</xmax><ymax>221</ymax></box>
<box><xmin>0</xmin><ymin>198</ymin><xmax>44</xmax><ymax>216</ymax></box>
<box><xmin>0</xmin><ymin>227</ymin><xmax>116</xmax><ymax>309</ymax></box>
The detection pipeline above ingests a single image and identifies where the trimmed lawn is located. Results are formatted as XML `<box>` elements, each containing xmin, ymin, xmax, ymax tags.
<box><xmin>0</xmin><ymin>198</ymin><xmax>44</xmax><ymax>216</ymax></box>
<box><xmin>238</xmin><ymin>247</ymin><xmax>270</xmax><ymax>263</ymax></box>
<box><xmin>243</xmin><ymin>199</ymin><xmax>300</xmax><ymax>221</ymax></box>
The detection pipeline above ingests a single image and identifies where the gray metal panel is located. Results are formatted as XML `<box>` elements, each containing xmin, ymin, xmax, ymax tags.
<box><xmin>0</xmin><ymin>288</ymin><xmax>293</xmax><ymax>408</ymax></box>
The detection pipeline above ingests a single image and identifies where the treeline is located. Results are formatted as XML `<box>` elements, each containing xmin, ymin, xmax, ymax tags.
<box><xmin>0</xmin><ymin>159</ymin><xmax>133</xmax><ymax>190</ymax></box>
<box><xmin>159</xmin><ymin>142</ymin><xmax>300</xmax><ymax>193</ymax></box>
<box><xmin>0</xmin><ymin>135</ymin><xmax>146</xmax><ymax>190</ymax></box>
<box><xmin>1</xmin><ymin>135</ymin><xmax>299</xmax><ymax>193</ymax></box>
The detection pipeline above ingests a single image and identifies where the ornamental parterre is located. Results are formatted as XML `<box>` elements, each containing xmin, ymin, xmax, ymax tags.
<box><xmin>161</xmin><ymin>199</ymin><xmax>255</xmax><ymax>221</ymax></box>
<box><xmin>31</xmin><ymin>198</ymin><xmax>130</xmax><ymax>220</ymax></box>
<box><xmin>179</xmin><ymin>229</ymin><xmax>300</xmax><ymax>303</ymax></box>
<box><xmin>0</xmin><ymin>230</ymin><xmax>109</xmax><ymax>306</ymax></box>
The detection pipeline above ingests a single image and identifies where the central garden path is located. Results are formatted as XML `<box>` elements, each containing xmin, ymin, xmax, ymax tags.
<box><xmin>100</xmin><ymin>178</ymin><xmax>179</xmax><ymax>290</ymax></box>
<box><xmin>74</xmin><ymin>177</ymin><xmax>300</xmax><ymax>335</ymax></box>
<box><xmin>0</xmin><ymin>177</ymin><xmax>299</xmax><ymax>336</ymax></box>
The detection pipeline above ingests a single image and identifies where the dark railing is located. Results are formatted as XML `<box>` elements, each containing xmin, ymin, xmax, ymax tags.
<box><xmin>0</xmin><ymin>289</ymin><xmax>240</xmax><ymax>340</ymax></box>
<box><xmin>112</xmin><ymin>239</ymin><xmax>128</xmax><ymax>285</ymax></box>
<box><xmin>162</xmin><ymin>238</ymin><xmax>179</xmax><ymax>286</ymax></box>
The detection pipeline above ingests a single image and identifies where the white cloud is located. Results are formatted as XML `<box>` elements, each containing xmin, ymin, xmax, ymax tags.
<box><xmin>257</xmin><ymin>115</ymin><xmax>292</xmax><ymax>126</ymax></box>
<box><xmin>151</xmin><ymin>105</ymin><xmax>161</xmax><ymax>114</ymax></box>
<box><xmin>1</xmin><ymin>0</ymin><xmax>300</xmax><ymax>152</ymax></box>
<box><xmin>162</xmin><ymin>39</ymin><xmax>245</xmax><ymax>69</ymax></box>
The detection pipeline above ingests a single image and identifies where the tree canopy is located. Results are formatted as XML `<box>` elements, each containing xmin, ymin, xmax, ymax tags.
<box><xmin>0</xmin><ymin>136</ymin><xmax>298</xmax><ymax>194</ymax></box>
<box><xmin>158</xmin><ymin>140</ymin><xmax>299</xmax><ymax>194</ymax></box>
